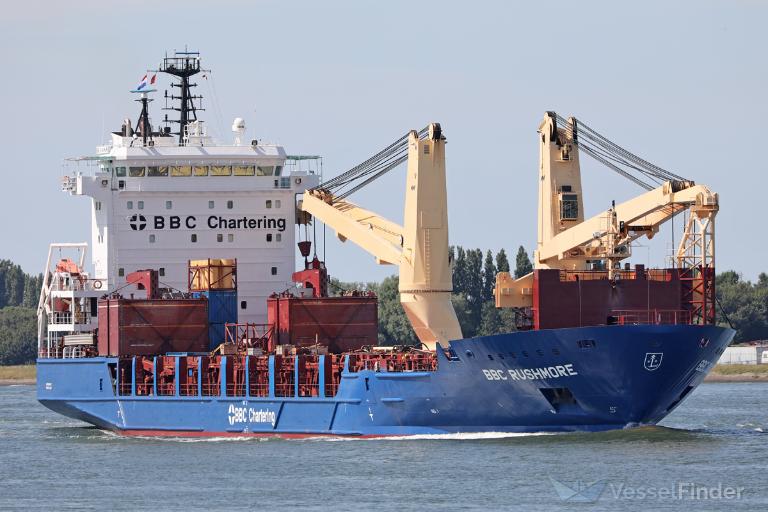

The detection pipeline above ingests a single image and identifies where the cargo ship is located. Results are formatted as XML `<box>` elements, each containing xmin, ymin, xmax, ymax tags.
<box><xmin>36</xmin><ymin>51</ymin><xmax>734</xmax><ymax>436</ymax></box>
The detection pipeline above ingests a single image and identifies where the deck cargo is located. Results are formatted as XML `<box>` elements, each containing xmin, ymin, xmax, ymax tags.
<box><xmin>97</xmin><ymin>298</ymin><xmax>209</xmax><ymax>356</ymax></box>
<box><xmin>267</xmin><ymin>295</ymin><xmax>378</xmax><ymax>353</ymax></box>
<box><xmin>533</xmin><ymin>267</ymin><xmax>691</xmax><ymax>330</ymax></box>
<box><xmin>192</xmin><ymin>290</ymin><xmax>238</xmax><ymax>349</ymax></box>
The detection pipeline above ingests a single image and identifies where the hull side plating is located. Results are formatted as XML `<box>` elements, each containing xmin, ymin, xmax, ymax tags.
<box><xmin>37</xmin><ymin>324</ymin><xmax>734</xmax><ymax>436</ymax></box>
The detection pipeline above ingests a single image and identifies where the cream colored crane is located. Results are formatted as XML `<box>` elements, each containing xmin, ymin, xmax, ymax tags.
<box><xmin>495</xmin><ymin>112</ymin><xmax>719</xmax><ymax>309</ymax></box>
<box><xmin>299</xmin><ymin>124</ymin><xmax>461</xmax><ymax>350</ymax></box>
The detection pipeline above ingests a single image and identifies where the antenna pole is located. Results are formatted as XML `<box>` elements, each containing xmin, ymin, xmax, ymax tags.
<box><xmin>159</xmin><ymin>50</ymin><xmax>207</xmax><ymax>144</ymax></box>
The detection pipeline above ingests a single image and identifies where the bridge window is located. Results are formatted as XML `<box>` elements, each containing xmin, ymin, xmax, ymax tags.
<box><xmin>129</xmin><ymin>167</ymin><xmax>145</xmax><ymax>177</ymax></box>
<box><xmin>274</xmin><ymin>165</ymin><xmax>283</xmax><ymax>176</ymax></box>
<box><xmin>171</xmin><ymin>165</ymin><xmax>192</xmax><ymax>177</ymax></box>
<box><xmin>148</xmin><ymin>166</ymin><xmax>168</xmax><ymax>177</ymax></box>
<box><xmin>234</xmin><ymin>165</ymin><xmax>255</xmax><ymax>176</ymax></box>
<box><xmin>115</xmin><ymin>167</ymin><xmax>127</xmax><ymax>177</ymax></box>
<box><xmin>257</xmin><ymin>166</ymin><xmax>274</xmax><ymax>176</ymax></box>
<box><xmin>211</xmin><ymin>165</ymin><xmax>232</xmax><ymax>176</ymax></box>
<box><xmin>560</xmin><ymin>193</ymin><xmax>579</xmax><ymax>220</ymax></box>
<box><xmin>193</xmin><ymin>165</ymin><xmax>209</xmax><ymax>176</ymax></box>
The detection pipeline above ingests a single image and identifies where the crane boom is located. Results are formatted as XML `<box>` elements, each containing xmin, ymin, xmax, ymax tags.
<box><xmin>537</xmin><ymin>181</ymin><xmax>717</xmax><ymax>265</ymax></box>
<box><xmin>300</xmin><ymin>124</ymin><xmax>462</xmax><ymax>349</ymax></box>
<box><xmin>495</xmin><ymin>112</ymin><xmax>718</xmax><ymax>310</ymax></box>
<box><xmin>300</xmin><ymin>193</ymin><xmax>403</xmax><ymax>265</ymax></box>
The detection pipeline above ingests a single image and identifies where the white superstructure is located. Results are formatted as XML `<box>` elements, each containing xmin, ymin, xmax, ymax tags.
<box><xmin>61</xmin><ymin>52</ymin><xmax>320</xmax><ymax>325</ymax></box>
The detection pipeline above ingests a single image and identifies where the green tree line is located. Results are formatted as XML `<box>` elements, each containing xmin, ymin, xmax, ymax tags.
<box><xmin>0</xmin><ymin>260</ymin><xmax>42</xmax><ymax>365</ymax></box>
<box><xmin>716</xmin><ymin>271</ymin><xmax>768</xmax><ymax>342</ymax></box>
<box><xmin>0</xmin><ymin>260</ymin><xmax>42</xmax><ymax>309</ymax></box>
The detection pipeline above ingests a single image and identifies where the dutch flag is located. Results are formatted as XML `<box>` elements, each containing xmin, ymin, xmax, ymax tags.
<box><xmin>136</xmin><ymin>73</ymin><xmax>156</xmax><ymax>90</ymax></box>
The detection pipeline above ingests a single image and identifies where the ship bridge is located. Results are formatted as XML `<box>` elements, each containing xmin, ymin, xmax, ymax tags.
<box><xmin>61</xmin><ymin>51</ymin><xmax>321</xmax><ymax>325</ymax></box>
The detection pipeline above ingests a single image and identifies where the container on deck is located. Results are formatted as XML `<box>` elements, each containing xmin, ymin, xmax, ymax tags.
<box><xmin>188</xmin><ymin>258</ymin><xmax>239</xmax><ymax>349</ymax></box>
<box><xmin>188</xmin><ymin>258</ymin><xmax>237</xmax><ymax>291</ymax></box>
<box><xmin>267</xmin><ymin>295</ymin><xmax>378</xmax><ymax>353</ymax></box>
<box><xmin>192</xmin><ymin>289</ymin><xmax>238</xmax><ymax>349</ymax></box>
<box><xmin>533</xmin><ymin>267</ymin><xmax>691</xmax><ymax>329</ymax></box>
<box><xmin>97</xmin><ymin>298</ymin><xmax>209</xmax><ymax>356</ymax></box>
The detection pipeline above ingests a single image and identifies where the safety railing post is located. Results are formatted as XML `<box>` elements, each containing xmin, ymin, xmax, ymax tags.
<box><xmin>221</xmin><ymin>356</ymin><xmax>228</xmax><ymax>396</ymax></box>
<box><xmin>294</xmin><ymin>357</ymin><xmax>300</xmax><ymax>397</ymax></box>
<box><xmin>131</xmin><ymin>357</ymin><xmax>136</xmax><ymax>397</ymax></box>
<box><xmin>319</xmin><ymin>355</ymin><xmax>326</xmax><ymax>398</ymax></box>
<box><xmin>153</xmin><ymin>356</ymin><xmax>158</xmax><ymax>396</ymax></box>
<box><xmin>197</xmin><ymin>358</ymin><xmax>203</xmax><ymax>396</ymax></box>
<box><xmin>268</xmin><ymin>356</ymin><xmax>275</xmax><ymax>398</ymax></box>
<box><xmin>175</xmin><ymin>356</ymin><xmax>180</xmax><ymax>396</ymax></box>
<box><xmin>245</xmin><ymin>356</ymin><xmax>250</xmax><ymax>399</ymax></box>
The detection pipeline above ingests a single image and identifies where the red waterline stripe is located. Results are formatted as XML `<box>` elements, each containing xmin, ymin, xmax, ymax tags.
<box><xmin>118</xmin><ymin>430</ymin><xmax>390</xmax><ymax>439</ymax></box>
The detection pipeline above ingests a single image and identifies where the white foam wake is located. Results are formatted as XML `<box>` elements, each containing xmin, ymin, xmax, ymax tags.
<box><xmin>315</xmin><ymin>431</ymin><xmax>558</xmax><ymax>442</ymax></box>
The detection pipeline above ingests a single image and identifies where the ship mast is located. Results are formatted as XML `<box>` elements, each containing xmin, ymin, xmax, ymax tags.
<box><xmin>134</xmin><ymin>92</ymin><xmax>154</xmax><ymax>146</ymax></box>
<box><xmin>160</xmin><ymin>50</ymin><xmax>206</xmax><ymax>144</ymax></box>
<box><xmin>129</xmin><ymin>74</ymin><xmax>157</xmax><ymax>147</ymax></box>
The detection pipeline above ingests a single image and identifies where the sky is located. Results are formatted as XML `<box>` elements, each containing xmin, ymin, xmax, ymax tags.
<box><xmin>0</xmin><ymin>0</ymin><xmax>766</xmax><ymax>283</ymax></box>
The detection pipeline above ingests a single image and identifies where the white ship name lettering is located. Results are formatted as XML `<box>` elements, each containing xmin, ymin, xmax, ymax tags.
<box><xmin>227</xmin><ymin>404</ymin><xmax>277</xmax><ymax>426</ymax></box>
<box><xmin>482</xmin><ymin>364</ymin><xmax>578</xmax><ymax>382</ymax></box>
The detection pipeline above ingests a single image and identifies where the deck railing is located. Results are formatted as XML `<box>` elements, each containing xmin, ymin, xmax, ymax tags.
<box><xmin>75</xmin><ymin>351</ymin><xmax>440</xmax><ymax>402</ymax></box>
<box><xmin>611</xmin><ymin>309</ymin><xmax>691</xmax><ymax>325</ymax></box>
<box><xmin>559</xmin><ymin>269</ymin><xmax>676</xmax><ymax>282</ymax></box>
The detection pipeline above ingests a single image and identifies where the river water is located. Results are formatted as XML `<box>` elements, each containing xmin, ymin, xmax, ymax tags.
<box><xmin>0</xmin><ymin>383</ymin><xmax>766</xmax><ymax>511</ymax></box>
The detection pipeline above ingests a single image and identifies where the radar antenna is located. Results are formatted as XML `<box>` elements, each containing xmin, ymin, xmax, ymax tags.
<box><xmin>159</xmin><ymin>50</ymin><xmax>207</xmax><ymax>144</ymax></box>
<box><xmin>133</xmin><ymin>91</ymin><xmax>155</xmax><ymax>146</ymax></box>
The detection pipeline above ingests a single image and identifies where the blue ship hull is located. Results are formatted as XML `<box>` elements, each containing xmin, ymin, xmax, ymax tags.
<box><xmin>37</xmin><ymin>324</ymin><xmax>734</xmax><ymax>436</ymax></box>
